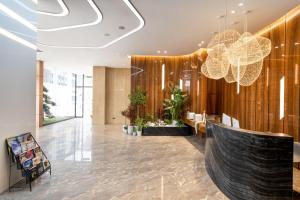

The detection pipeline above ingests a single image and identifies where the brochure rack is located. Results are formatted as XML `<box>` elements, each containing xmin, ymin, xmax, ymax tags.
<box><xmin>6</xmin><ymin>132</ymin><xmax>51</xmax><ymax>191</ymax></box>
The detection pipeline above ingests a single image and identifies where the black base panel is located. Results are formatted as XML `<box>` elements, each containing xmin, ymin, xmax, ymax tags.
<box><xmin>143</xmin><ymin>126</ymin><xmax>192</xmax><ymax>136</ymax></box>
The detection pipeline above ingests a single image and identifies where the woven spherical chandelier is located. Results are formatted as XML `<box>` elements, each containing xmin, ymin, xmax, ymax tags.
<box><xmin>231</xmin><ymin>64</ymin><xmax>247</xmax><ymax>82</ymax></box>
<box><xmin>207</xmin><ymin>29</ymin><xmax>241</xmax><ymax>49</ymax></box>
<box><xmin>227</xmin><ymin>32</ymin><xmax>264</xmax><ymax>66</ymax></box>
<box><xmin>257</xmin><ymin>36</ymin><xmax>272</xmax><ymax>58</ymax></box>
<box><xmin>201</xmin><ymin>63</ymin><xmax>213</xmax><ymax>79</ymax></box>
<box><xmin>224</xmin><ymin>65</ymin><xmax>237</xmax><ymax>83</ymax></box>
<box><xmin>205</xmin><ymin>43</ymin><xmax>230</xmax><ymax>80</ymax></box>
<box><xmin>239</xmin><ymin>60</ymin><xmax>263</xmax><ymax>86</ymax></box>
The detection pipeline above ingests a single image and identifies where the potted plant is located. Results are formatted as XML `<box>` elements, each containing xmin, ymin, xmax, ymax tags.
<box><xmin>129</xmin><ymin>87</ymin><xmax>146</xmax><ymax>119</ymax></box>
<box><xmin>163</xmin><ymin>85</ymin><xmax>189</xmax><ymax>126</ymax></box>
<box><xmin>121</xmin><ymin>109</ymin><xmax>129</xmax><ymax>133</ymax></box>
<box><xmin>121</xmin><ymin>105</ymin><xmax>135</xmax><ymax>135</ymax></box>
<box><xmin>135</xmin><ymin>117</ymin><xmax>146</xmax><ymax>136</ymax></box>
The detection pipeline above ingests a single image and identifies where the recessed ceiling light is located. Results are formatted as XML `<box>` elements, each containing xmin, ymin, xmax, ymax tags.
<box><xmin>127</xmin><ymin>55</ymin><xmax>131</xmax><ymax>59</ymax></box>
<box><xmin>118</xmin><ymin>26</ymin><xmax>126</xmax><ymax>30</ymax></box>
<box><xmin>231</xmin><ymin>21</ymin><xmax>240</xmax><ymax>25</ymax></box>
<box><xmin>275</xmin><ymin>46</ymin><xmax>279</xmax><ymax>49</ymax></box>
<box><xmin>157</xmin><ymin>50</ymin><xmax>161</xmax><ymax>54</ymax></box>
<box><xmin>164</xmin><ymin>50</ymin><xmax>167</xmax><ymax>54</ymax></box>
<box><xmin>198</xmin><ymin>43</ymin><xmax>202</xmax><ymax>47</ymax></box>
<box><xmin>104</xmin><ymin>33</ymin><xmax>110</xmax><ymax>37</ymax></box>
<box><xmin>238</xmin><ymin>2</ymin><xmax>244</xmax><ymax>7</ymax></box>
<box><xmin>231</xmin><ymin>10</ymin><xmax>236</xmax><ymax>14</ymax></box>
<box><xmin>201</xmin><ymin>41</ymin><xmax>205</xmax><ymax>44</ymax></box>
<box><xmin>281</xmin><ymin>43</ymin><xmax>285</xmax><ymax>47</ymax></box>
<box><xmin>243</xmin><ymin>10</ymin><xmax>252</xmax><ymax>14</ymax></box>
<box><xmin>217</xmin><ymin>14</ymin><xmax>226</xmax><ymax>19</ymax></box>
<box><xmin>295</xmin><ymin>42</ymin><xmax>299</xmax><ymax>46</ymax></box>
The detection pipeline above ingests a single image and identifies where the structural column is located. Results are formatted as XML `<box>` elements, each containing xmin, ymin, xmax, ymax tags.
<box><xmin>36</xmin><ymin>60</ymin><xmax>44</xmax><ymax>127</ymax></box>
<box><xmin>92</xmin><ymin>67</ymin><xmax>106</xmax><ymax>125</ymax></box>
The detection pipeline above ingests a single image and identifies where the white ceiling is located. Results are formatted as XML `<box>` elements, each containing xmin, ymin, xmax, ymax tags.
<box><xmin>36</xmin><ymin>0</ymin><xmax>300</xmax><ymax>71</ymax></box>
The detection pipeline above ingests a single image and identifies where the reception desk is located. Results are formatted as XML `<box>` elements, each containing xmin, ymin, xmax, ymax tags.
<box><xmin>205</xmin><ymin>120</ymin><xmax>293</xmax><ymax>200</ymax></box>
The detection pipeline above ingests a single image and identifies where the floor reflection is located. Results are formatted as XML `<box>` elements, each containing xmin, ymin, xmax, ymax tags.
<box><xmin>1</xmin><ymin>118</ymin><xmax>226</xmax><ymax>200</ymax></box>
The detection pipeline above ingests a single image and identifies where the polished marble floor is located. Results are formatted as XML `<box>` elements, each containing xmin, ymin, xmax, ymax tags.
<box><xmin>1</xmin><ymin>118</ymin><xmax>227</xmax><ymax>200</ymax></box>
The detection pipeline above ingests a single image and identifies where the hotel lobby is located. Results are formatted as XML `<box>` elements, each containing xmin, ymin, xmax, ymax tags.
<box><xmin>1</xmin><ymin>0</ymin><xmax>300</xmax><ymax>199</ymax></box>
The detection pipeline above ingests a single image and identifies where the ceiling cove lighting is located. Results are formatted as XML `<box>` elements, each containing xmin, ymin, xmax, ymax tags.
<box><xmin>279</xmin><ymin>76</ymin><xmax>285</xmax><ymax>120</ymax></box>
<box><xmin>0</xmin><ymin>3</ymin><xmax>36</xmax><ymax>32</ymax></box>
<box><xmin>13</xmin><ymin>0</ymin><xmax>102</xmax><ymax>32</ymax></box>
<box><xmin>14</xmin><ymin>0</ymin><xmax>69</xmax><ymax>17</ymax></box>
<box><xmin>0</xmin><ymin>27</ymin><xmax>36</xmax><ymax>50</ymax></box>
<box><xmin>38</xmin><ymin>0</ymin><xmax>102</xmax><ymax>32</ymax></box>
<box><xmin>38</xmin><ymin>0</ymin><xmax>145</xmax><ymax>49</ymax></box>
<box><xmin>37</xmin><ymin>0</ymin><xmax>69</xmax><ymax>17</ymax></box>
<box><xmin>162</xmin><ymin>64</ymin><xmax>165</xmax><ymax>90</ymax></box>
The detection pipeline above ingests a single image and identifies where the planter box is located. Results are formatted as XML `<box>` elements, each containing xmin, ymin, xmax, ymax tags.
<box><xmin>143</xmin><ymin>126</ymin><xmax>192</xmax><ymax>136</ymax></box>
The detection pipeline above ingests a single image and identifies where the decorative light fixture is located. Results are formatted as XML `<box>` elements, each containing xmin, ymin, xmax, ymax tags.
<box><xmin>224</xmin><ymin>66</ymin><xmax>236</xmax><ymax>83</ymax></box>
<box><xmin>205</xmin><ymin>43</ymin><xmax>230</xmax><ymax>79</ymax></box>
<box><xmin>202</xmin><ymin>32</ymin><xmax>271</xmax><ymax>86</ymax></box>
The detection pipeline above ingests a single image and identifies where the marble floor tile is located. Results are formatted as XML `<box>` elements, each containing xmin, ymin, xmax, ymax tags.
<box><xmin>0</xmin><ymin>118</ymin><xmax>227</xmax><ymax>200</ymax></box>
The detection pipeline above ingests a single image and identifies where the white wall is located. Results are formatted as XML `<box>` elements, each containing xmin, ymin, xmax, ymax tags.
<box><xmin>0</xmin><ymin>1</ymin><xmax>36</xmax><ymax>193</ymax></box>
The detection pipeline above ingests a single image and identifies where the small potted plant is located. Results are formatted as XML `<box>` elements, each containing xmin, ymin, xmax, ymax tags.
<box><xmin>121</xmin><ymin>105</ymin><xmax>135</xmax><ymax>135</ymax></box>
<box><xmin>121</xmin><ymin>109</ymin><xmax>129</xmax><ymax>133</ymax></box>
<box><xmin>135</xmin><ymin>117</ymin><xmax>146</xmax><ymax>136</ymax></box>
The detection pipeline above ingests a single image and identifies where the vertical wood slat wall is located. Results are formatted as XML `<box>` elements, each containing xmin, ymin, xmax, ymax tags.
<box><xmin>216</xmin><ymin>12</ymin><xmax>300</xmax><ymax>140</ymax></box>
<box><xmin>131</xmin><ymin>52</ymin><xmax>214</xmax><ymax>118</ymax></box>
<box><xmin>130</xmin><ymin>8</ymin><xmax>300</xmax><ymax>140</ymax></box>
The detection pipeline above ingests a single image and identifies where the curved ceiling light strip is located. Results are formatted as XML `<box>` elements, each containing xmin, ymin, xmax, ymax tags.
<box><xmin>0</xmin><ymin>3</ymin><xmax>36</xmax><ymax>32</ymax></box>
<box><xmin>23</xmin><ymin>0</ymin><xmax>69</xmax><ymax>17</ymax></box>
<box><xmin>14</xmin><ymin>0</ymin><xmax>102</xmax><ymax>32</ymax></box>
<box><xmin>38</xmin><ymin>0</ymin><xmax>145</xmax><ymax>48</ymax></box>
<box><xmin>38</xmin><ymin>0</ymin><xmax>102</xmax><ymax>32</ymax></box>
<box><xmin>0</xmin><ymin>26</ymin><xmax>36</xmax><ymax>50</ymax></box>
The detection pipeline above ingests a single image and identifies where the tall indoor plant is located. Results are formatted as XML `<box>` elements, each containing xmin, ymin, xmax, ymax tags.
<box><xmin>163</xmin><ymin>85</ymin><xmax>189</xmax><ymax>126</ymax></box>
<box><xmin>43</xmin><ymin>86</ymin><xmax>56</xmax><ymax>118</ymax></box>
<box><xmin>129</xmin><ymin>87</ymin><xmax>146</xmax><ymax>119</ymax></box>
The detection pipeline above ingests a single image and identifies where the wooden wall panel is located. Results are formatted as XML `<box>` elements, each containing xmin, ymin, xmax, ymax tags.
<box><xmin>215</xmin><ymin>9</ymin><xmax>300</xmax><ymax>141</ymax></box>
<box><xmin>284</xmin><ymin>12</ymin><xmax>300</xmax><ymax>141</ymax></box>
<box><xmin>105</xmin><ymin>68</ymin><xmax>131</xmax><ymax>124</ymax></box>
<box><xmin>131</xmin><ymin>51</ymin><xmax>211</xmax><ymax>120</ymax></box>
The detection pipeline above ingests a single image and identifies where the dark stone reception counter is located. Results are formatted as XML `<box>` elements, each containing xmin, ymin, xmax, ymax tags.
<box><xmin>205</xmin><ymin>120</ymin><xmax>293</xmax><ymax>200</ymax></box>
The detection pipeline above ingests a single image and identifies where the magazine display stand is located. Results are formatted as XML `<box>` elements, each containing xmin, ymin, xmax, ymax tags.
<box><xmin>6</xmin><ymin>132</ymin><xmax>51</xmax><ymax>191</ymax></box>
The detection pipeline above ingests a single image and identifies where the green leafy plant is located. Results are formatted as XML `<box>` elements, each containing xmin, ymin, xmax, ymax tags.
<box><xmin>144</xmin><ymin>113</ymin><xmax>157</xmax><ymax>123</ymax></box>
<box><xmin>163</xmin><ymin>85</ymin><xmax>189</xmax><ymax>123</ymax></box>
<box><xmin>135</xmin><ymin>117</ymin><xmax>147</xmax><ymax>131</ymax></box>
<box><xmin>129</xmin><ymin>87</ymin><xmax>146</xmax><ymax>118</ymax></box>
<box><xmin>43</xmin><ymin>86</ymin><xmax>56</xmax><ymax>118</ymax></box>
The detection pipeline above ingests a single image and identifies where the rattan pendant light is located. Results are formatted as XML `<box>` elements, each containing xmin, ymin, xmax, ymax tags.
<box><xmin>205</xmin><ymin>43</ymin><xmax>230</xmax><ymax>80</ymax></box>
<box><xmin>207</xmin><ymin>29</ymin><xmax>241</xmax><ymax>49</ymax></box>
<box><xmin>239</xmin><ymin>60</ymin><xmax>263</xmax><ymax>86</ymax></box>
<box><xmin>201</xmin><ymin>63</ymin><xmax>213</xmax><ymax>79</ymax></box>
<box><xmin>200</xmin><ymin>0</ymin><xmax>271</xmax><ymax>88</ymax></box>
<box><xmin>224</xmin><ymin>65</ymin><xmax>236</xmax><ymax>83</ymax></box>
